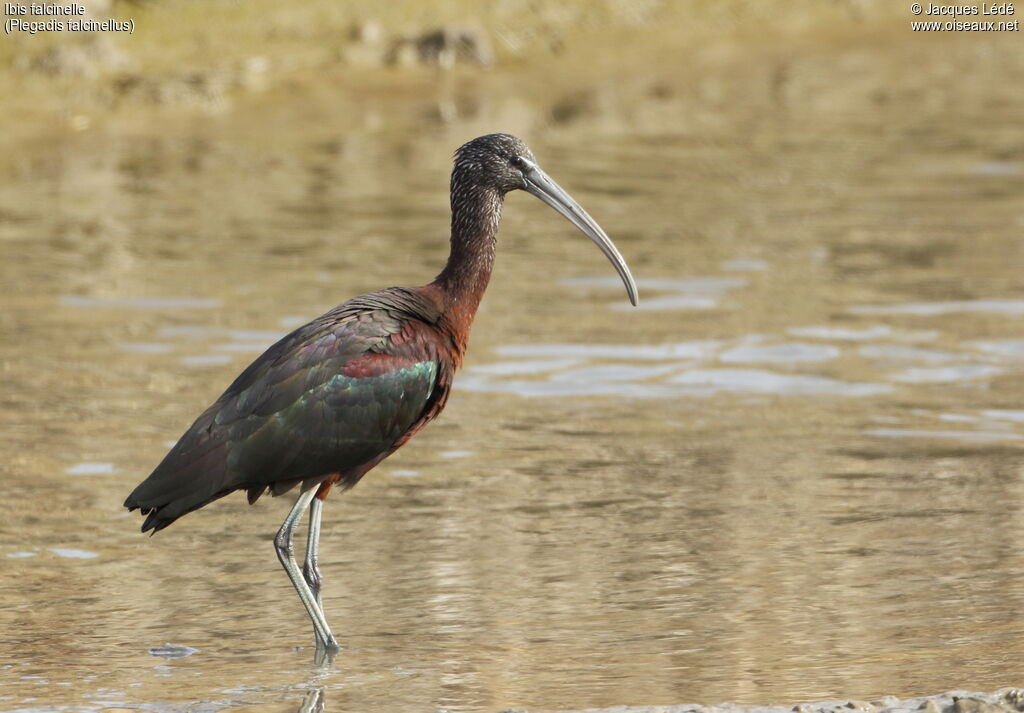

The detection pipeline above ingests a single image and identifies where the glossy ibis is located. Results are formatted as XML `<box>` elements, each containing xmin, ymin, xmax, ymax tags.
<box><xmin>124</xmin><ymin>133</ymin><xmax>638</xmax><ymax>650</ymax></box>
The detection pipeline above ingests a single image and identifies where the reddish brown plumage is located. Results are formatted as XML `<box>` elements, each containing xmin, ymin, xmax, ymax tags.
<box><xmin>315</xmin><ymin>475</ymin><xmax>340</xmax><ymax>500</ymax></box>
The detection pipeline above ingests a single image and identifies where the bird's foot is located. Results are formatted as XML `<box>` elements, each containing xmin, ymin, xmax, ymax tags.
<box><xmin>312</xmin><ymin>644</ymin><xmax>339</xmax><ymax>667</ymax></box>
<box><xmin>313</xmin><ymin>633</ymin><xmax>341</xmax><ymax>662</ymax></box>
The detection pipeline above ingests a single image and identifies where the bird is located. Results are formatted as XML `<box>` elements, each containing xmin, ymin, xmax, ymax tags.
<box><xmin>124</xmin><ymin>133</ymin><xmax>638</xmax><ymax>651</ymax></box>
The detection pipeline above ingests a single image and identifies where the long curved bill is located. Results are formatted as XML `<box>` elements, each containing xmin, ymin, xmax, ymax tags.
<box><xmin>522</xmin><ymin>164</ymin><xmax>639</xmax><ymax>306</ymax></box>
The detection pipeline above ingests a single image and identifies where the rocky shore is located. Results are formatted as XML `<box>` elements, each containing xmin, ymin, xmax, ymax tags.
<box><xmin>500</xmin><ymin>691</ymin><xmax>1024</xmax><ymax>713</ymax></box>
<box><xmin>3</xmin><ymin>0</ymin><xmax>910</xmax><ymax>139</ymax></box>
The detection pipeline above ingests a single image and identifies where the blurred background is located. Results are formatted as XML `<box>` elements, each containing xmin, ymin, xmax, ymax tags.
<box><xmin>2</xmin><ymin>1</ymin><xmax>1024</xmax><ymax>711</ymax></box>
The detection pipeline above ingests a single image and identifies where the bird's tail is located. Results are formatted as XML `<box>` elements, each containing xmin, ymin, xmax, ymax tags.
<box><xmin>124</xmin><ymin>435</ymin><xmax>237</xmax><ymax>533</ymax></box>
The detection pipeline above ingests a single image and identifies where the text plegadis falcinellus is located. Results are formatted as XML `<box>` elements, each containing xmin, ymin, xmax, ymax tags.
<box><xmin>124</xmin><ymin>133</ymin><xmax>638</xmax><ymax>650</ymax></box>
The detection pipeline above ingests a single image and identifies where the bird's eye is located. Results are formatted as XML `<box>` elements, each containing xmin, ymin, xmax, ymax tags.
<box><xmin>511</xmin><ymin>156</ymin><xmax>527</xmax><ymax>170</ymax></box>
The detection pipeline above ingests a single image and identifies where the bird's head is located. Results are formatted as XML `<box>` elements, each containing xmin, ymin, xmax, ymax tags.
<box><xmin>454</xmin><ymin>133</ymin><xmax>538</xmax><ymax>194</ymax></box>
<box><xmin>453</xmin><ymin>133</ymin><xmax>639</xmax><ymax>306</ymax></box>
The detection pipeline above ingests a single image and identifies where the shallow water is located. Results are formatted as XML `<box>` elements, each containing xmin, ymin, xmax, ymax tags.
<box><xmin>3</xmin><ymin>34</ymin><xmax>1024</xmax><ymax>713</ymax></box>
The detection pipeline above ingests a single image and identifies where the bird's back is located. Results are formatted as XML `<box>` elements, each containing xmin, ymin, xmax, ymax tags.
<box><xmin>125</xmin><ymin>287</ymin><xmax>455</xmax><ymax>532</ymax></box>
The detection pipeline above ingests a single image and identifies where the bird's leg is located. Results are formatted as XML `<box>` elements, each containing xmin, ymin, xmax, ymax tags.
<box><xmin>274</xmin><ymin>488</ymin><xmax>339</xmax><ymax>651</ymax></box>
<box><xmin>303</xmin><ymin>496</ymin><xmax>324</xmax><ymax>609</ymax></box>
<box><xmin>302</xmin><ymin>497</ymin><xmax>326</xmax><ymax>650</ymax></box>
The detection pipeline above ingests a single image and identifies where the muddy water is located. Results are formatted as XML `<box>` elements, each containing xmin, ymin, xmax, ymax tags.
<box><xmin>3</xmin><ymin>38</ymin><xmax>1024</xmax><ymax>713</ymax></box>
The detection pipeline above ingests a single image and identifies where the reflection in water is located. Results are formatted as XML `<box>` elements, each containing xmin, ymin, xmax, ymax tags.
<box><xmin>48</xmin><ymin>548</ymin><xmax>100</xmax><ymax>559</ymax></box>
<box><xmin>148</xmin><ymin>643</ymin><xmax>200</xmax><ymax>659</ymax></box>
<box><xmin>789</xmin><ymin>325</ymin><xmax>895</xmax><ymax>341</ymax></box>
<box><xmin>299</xmin><ymin>687</ymin><xmax>325</xmax><ymax>713</ymax></box>
<box><xmin>984</xmin><ymin>410</ymin><xmax>1024</xmax><ymax>423</ymax></box>
<box><xmin>60</xmin><ymin>295</ymin><xmax>223</xmax><ymax>310</ymax></box>
<box><xmin>468</xmin><ymin>357</ymin><xmax>584</xmax><ymax>375</ymax></box>
<box><xmin>495</xmin><ymin>341</ymin><xmax>724</xmax><ymax>360</ymax></box>
<box><xmin>64</xmin><ymin>462</ymin><xmax>119</xmax><ymax>475</ymax></box>
<box><xmin>971</xmin><ymin>340</ymin><xmax>1024</xmax><ymax>358</ymax></box>
<box><xmin>857</xmin><ymin>344</ymin><xmax>960</xmax><ymax>362</ymax></box>
<box><xmin>181</xmin><ymin>353</ymin><xmax>234</xmax><ymax>366</ymax></box>
<box><xmin>888</xmin><ymin>364</ymin><xmax>1002</xmax><ymax>384</ymax></box>
<box><xmin>669</xmin><ymin>368</ymin><xmax>891</xmax><ymax>396</ymax></box>
<box><xmin>721</xmin><ymin>258</ymin><xmax>768</xmax><ymax>272</ymax></box>
<box><xmin>865</xmin><ymin>428</ymin><xmax>1023</xmax><ymax>442</ymax></box>
<box><xmin>562</xmin><ymin>275</ymin><xmax>747</xmax><ymax>312</ymax></box>
<box><xmin>718</xmin><ymin>342</ymin><xmax>839</xmax><ymax>364</ymax></box>
<box><xmin>549</xmin><ymin>363</ymin><xmax>679</xmax><ymax>382</ymax></box>
<box><xmin>851</xmin><ymin>300</ymin><xmax>1024</xmax><ymax>316</ymax></box>
<box><xmin>118</xmin><ymin>342</ymin><xmax>174</xmax><ymax>354</ymax></box>
<box><xmin>3</xmin><ymin>37</ymin><xmax>1024</xmax><ymax>713</ymax></box>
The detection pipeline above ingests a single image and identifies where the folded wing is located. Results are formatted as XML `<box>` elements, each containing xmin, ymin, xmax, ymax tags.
<box><xmin>125</xmin><ymin>288</ymin><xmax>453</xmax><ymax>532</ymax></box>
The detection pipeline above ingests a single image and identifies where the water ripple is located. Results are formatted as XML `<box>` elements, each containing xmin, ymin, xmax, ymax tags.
<box><xmin>495</xmin><ymin>341</ymin><xmax>723</xmax><ymax>361</ymax></box>
<box><xmin>888</xmin><ymin>365</ymin><xmax>1002</xmax><ymax>383</ymax></box>
<box><xmin>719</xmin><ymin>343</ymin><xmax>840</xmax><ymax>364</ymax></box>
<box><xmin>64</xmin><ymin>463</ymin><xmax>118</xmax><ymax>476</ymax></box>
<box><xmin>859</xmin><ymin>345</ymin><xmax>961</xmax><ymax>363</ymax></box>
<box><xmin>851</xmin><ymin>300</ymin><xmax>1024</xmax><ymax>316</ymax></box>
<box><xmin>60</xmin><ymin>295</ymin><xmax>221</xmax><ymax>310</ymax></box>
<box><xmin>669</xmin><ymin>369</ymin><xmax>891</xmax><ymax>397</ymax></box>
<box><xmin>865</xmin><ymin>428</ymin><xmax>1023</xmax><ymax>442</ymax></box>
<box><xmin>970</xmin><ymin>340</ymin><xmax>1024</xmax><ymax>357</ymax></box>
<box><xmin>788</xmin><ymin>325</ymin><xmax>894</xmax><ymax>341</ymax></box>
